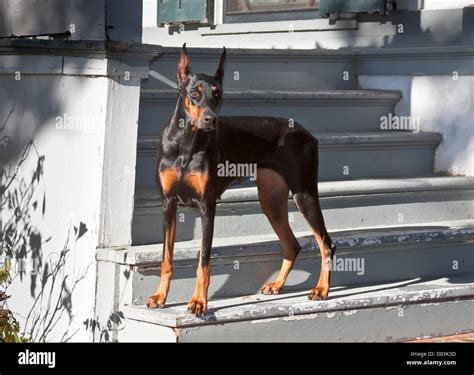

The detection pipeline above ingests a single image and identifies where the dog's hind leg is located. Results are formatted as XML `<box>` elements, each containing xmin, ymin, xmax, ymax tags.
<box><xmin>291</xmin><ymin>141</ymin><xmax>336</xmax><ymax>300</ymax></box>
<box><xmin>293</xmin><ymin>191</ymin><xmax>335</xmax><ymax>300</ymax></box>
<box><xmin>257</xmin><ymin>168</ymin><xmax>301</xmax><ymax>295</ymax></box>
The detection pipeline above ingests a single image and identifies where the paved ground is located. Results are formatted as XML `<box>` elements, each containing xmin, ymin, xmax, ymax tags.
<box><xmin>408</xmin><ymin>332</ymin><xmax>474</xmax><ymax>343</ymax></box>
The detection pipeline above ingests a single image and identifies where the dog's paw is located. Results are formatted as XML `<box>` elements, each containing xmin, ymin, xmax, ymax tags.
<box><xmin>187</xmin><ymin>295</ymin><xmax>208</xmax><ymax>317</ymax></box>
<box><xmin>147</xmin><ymin>294</ymin><xmax>166</xmax><ymax>309</ymax></box>
<box><xmin>308</xmin><ymin>286</ymin><xmax>329</xmax><ymax>301</ymax></box>
<box><xmin>261</xmin><ymin>282</ymin><xmax>283</xmax><ymax>295</ymax></box>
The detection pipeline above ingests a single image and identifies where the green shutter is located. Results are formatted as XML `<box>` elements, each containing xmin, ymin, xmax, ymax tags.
<box><xmin>157</xmin><ymin>0</ymin><xmax>214</xmax><ymax>26</ymax></box>
<box><xmin>320</xmin><ymin>0</ymin><xmax>387</xmax><ymax>17</ymax></box>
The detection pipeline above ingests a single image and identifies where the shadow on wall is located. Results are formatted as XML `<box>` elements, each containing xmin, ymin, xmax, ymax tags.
<box><xmin>0</xmin><ymin>0</ymin><xmax>143</xmax><ymax>42</ymax></box>
<box><xmin>0</xmin><ymin>51</ymin><xmax>110</xmax><ymax>168</ymax></box>
<box><xmin>0</xmin><ymin>93</ymin><xmax>112</xmax><ymax>341</ymax></box>
<box><xmin>0</xmin><ymin>0</ymin><xmax>143</xmax><ymax>342</ymax></box>
<box><xmin>0</xmin><ymin>76</ymin><xmax>123</xmax><ymax>342</ymax></box>
<box><xmin>321</xmin><ymin>7</ymin><xmax>469</xmax><ymax>50</ymax></box>
<box><xmin>0</xmin><ymin>3</ymin><xmax>111</xmax><ymax>336</ymax></box>
<box><xmin>0</xmin><ymin>0</ymin><xmax>128</xmax><ymax>167</ymax></box>
<box><xmin>0</xmin><ymin>106</ymin><xmax>95</xmax><ymax>341</ymax></box>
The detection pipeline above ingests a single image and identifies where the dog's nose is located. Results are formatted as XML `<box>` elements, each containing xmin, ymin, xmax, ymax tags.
<box><xmin>203</xmin><ymin>113</ymin><xmax>216</xmax><ymax>126</ymax></box>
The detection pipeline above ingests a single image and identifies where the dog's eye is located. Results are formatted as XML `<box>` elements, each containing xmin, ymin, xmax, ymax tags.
<box><xmin>190</xmin><ymin>89</ymin><xmax>199</xmax><ymax>98</ymax></box>
<box><xmin>213</xmin><ymin>91</ymin><xmax>221</xmax><ymax>99</ymax></box>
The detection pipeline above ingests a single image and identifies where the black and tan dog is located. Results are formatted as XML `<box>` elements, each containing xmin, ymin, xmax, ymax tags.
<box><xmin>147</xmin><ymin>44</ymin><xmax>336</xmax><ymax>316</ymax></box>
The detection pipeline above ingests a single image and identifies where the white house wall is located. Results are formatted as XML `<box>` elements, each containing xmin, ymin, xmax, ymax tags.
<box><xmin>359</xmin><ymin>75</ymin><xmax>474</xmax><ymax>177</ymax></box>
<box><xmin>1</xmin><ymin>73</ymin><xmax>108</xmax><ymax>342</ymax></box>
<box><xmin>423</xmin><ymin>0</ymin><xmax>474</xmax><ymax>9</ymax></box>
<box><xmin>142</xmin><ymin>1</ymin><xmax>474</xmax><ymax>48</ymax></box>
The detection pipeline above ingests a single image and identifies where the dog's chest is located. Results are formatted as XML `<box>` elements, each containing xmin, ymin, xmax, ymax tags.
<box><xmin>158</xmin><ymin>156</ymin><xmax>209</xmax><ymax>203</ymax></box>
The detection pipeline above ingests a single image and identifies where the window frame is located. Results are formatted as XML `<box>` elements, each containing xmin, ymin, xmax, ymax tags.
<box><xmin>156</xmin><ymin>0</ymin><xmax>214</xmax><ymax>26</ymax></box>
<box><xmin>223</xmin><ymin>0</ymin><xmax>321</xmax><ymax>24</ymax></box>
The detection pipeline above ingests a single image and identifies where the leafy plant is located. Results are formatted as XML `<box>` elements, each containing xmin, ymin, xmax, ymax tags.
<box><xmin>0</xmin><ymin>258</ymin><xmax>29</xmax><ymax>342</ymax></box>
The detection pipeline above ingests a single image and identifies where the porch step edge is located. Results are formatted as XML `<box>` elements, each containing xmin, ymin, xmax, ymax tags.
<box><xmin>98</xmin><ymin>219</ymin><xmax>474</xmax><ymax>266</ymax></box>
<box><xmin>123</xmin><ymin>274</ymin><xmax>474</xmax><ymax>328</ymax></box>
<box><xmin>135</xmin><ymin>176</ymin><xmax>474</xmax><ymax>208</ymax></box>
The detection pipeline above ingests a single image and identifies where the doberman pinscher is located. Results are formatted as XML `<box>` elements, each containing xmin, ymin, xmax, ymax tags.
<box><xmin>147</xmin><ymin>44</ymin><xmax>336</xmax><ymax>316</ymax></box>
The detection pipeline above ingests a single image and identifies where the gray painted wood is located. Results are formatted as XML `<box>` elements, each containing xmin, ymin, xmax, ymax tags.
<box><xmin>147</xmin><ymin>7</ymin><xmax>474</xmax><ymax>51</ymax></box>
<box><xmin>119</xmin><ymin>319</ymin><xmax>177</xmax><ymax>342</ymax></box>
<box><xmin>132</xmin><ymin>177</ymin><xmax>474</xmax><ymax>244</ymax></box>
<box><xmin>138</xmin><ymin>90</ymin><xmax>401</xmax><ymax>136</ymax></box>
<box><xmin>0</xmin><ymin>39</ymin><xmax>161</xmax><ymax>78</ymax></box>
<box><xmin>100</xmin><ymin>220</ymin><xmax>474</xmax><ymax>304</ymax></box>
<box><xmin>138</xmin><ymin>176</ymin><xmax>474</xmax><ymax>205</ymax></box>
<box><xmin>0</xmin><ymin>55</ymin><xmax>63</xmax><ymax>74</ymax></box>
<box><xmin>0</xmin><ymin>0</ymin><xmax>142</xmax><ymax>42</ymax></box>
<box><xmin>0</xmin><ymin>0</ymin><xmax>105</xmax><ymax>40</ymax></box>
<box><xmin>98</xmin><ymin>78</ymin><xmax>142</xmax><ymax>248</ymax></box>
<box><xmin>144</xmin><ymin>50</ymin><xmax>357</xmax><ymax>91</ymax></box>
<box><xmin>105</xmin><ymin>0</ymin><xmax>142</xmax><ymax>42</ymax></box>
<box><xmin>355</xmin><ymin>45</ymin><xmax>474</xmax><ymax>76</ymax></box>
<box><xmin>176</xmin><ymin>299</ymin><xmax>474</xmax><ymax>342</ymax></box>
<box><xmin>136</xmin><ymin>131</ymin><xmax>440</xmax><ymax>188</ymax></box>
<box><xmin>101</xmin><ymin>219</ymin><xmax>474</xmax><ymax>266</ymax></box>
<box><xmin>123</xmin><ymin>274</ymin><xmax>474</xmax><ymax>328</ymax></box>
<box><xmin>142</xmin><ymin>43</ymin><xmax>474</xmax><ymax>93</ymax></box>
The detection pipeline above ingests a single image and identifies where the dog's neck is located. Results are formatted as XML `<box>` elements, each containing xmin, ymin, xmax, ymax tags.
<box><xmin>164</xmin><ymin>96</ymin><xmax>218</xmax><ymax>168</ymax></box>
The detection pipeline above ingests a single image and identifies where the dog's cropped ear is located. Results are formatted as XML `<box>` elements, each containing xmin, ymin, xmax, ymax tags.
<box><xmin>177</xmin><ymin>43</ymin><xmax>190</xmax><ymax>88</ymax></box>
<box><xmin>214</xmin><ymin>47</ymin><xmax>226</xmax><ymax>87</ymax></box>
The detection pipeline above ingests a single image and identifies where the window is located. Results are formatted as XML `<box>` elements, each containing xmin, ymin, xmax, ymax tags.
<box><xmin>224</xmin><ymin>0</ymin><xmax>321</xmax><ymax>23</ymax></box>
<box><xmin>157</xmin><ymin>0</ymin><xmax>213</xmax><ymax>25</ymax></box>
<box><xmin>226</xmin><ymin>0</ymin><xmax>320</xmax><ymax>14</ymax></box>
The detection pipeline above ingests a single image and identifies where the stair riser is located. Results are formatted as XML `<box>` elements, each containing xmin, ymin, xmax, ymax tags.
<box><xmin>144</xmin><ymin>56</ymin><xmax>356</xmax><ymax>91</ymax></box>
<box><xmin>172</xmin><ymin>299</ymin><xmax>474</xmax><ymax>342</ymax></box>
<box><xmin>128</xmin><ymin>242</ymin><xmax>474</xmax><ymax>305</ymax></box>
<box><xmin>136</xmin><ymin>143</ymin><xmax>436</xmax><ymax>189</ymax></box>
<box><xmin>138</xmin><ymin>100</ymin><xmax>397</xmax><ymax>135</ymax></box>
<box><xmin>132</xmin><ymin>190</ymin><xmax>474</xmax><ymax>244</ymax></box>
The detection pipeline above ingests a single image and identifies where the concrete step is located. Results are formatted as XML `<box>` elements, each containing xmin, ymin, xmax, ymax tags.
<box><xmin>138</xmin><ymin>89</ymin><xmax>402</xmax><ymax>136</ymax></box>
<box><xmin>98</xmin><ymin>219</ymin><xmax>474</xmax><ymax>306</ymax></box>
<box><xmin>132</xmin><ymin>176</ymin><xmax>474</xmax><ymax>244</ymax></box>
<box><xmin>143</xmin><ymin>47</ymin><xmax>357</xmax><ymax>92</ymax></box>
<box><xmin>135</xmin><ymin>131</ymin><xmax>440</xmax><ymax>189</ymax></box>
<box><xmin>121</xmin><ymin>274</ymin><xmax>474</xmax><ymax>342</ymax></box>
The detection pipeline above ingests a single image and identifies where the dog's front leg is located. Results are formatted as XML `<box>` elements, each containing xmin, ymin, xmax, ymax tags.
<box><xmin>147</xmin><ymin>199</ymin><xmax>177</xmax><ymax>308</ymax></box>
<box><xmin>187</xmin><ymin>201</ymin><xmax>216</xmax><ymax>317</ymax></box>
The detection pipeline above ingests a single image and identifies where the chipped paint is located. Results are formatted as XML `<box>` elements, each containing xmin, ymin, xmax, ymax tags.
<box><xmin>282</xmin><ymin>313</ymin><xmax>319</xmax><ymax>322</ymax></box>
<box><xmin>243</xmin><ymin>295</ymin><xmax>261</xmax><ymax>301</ymax></box>
<box><xmin>98</xmin><ymin>221</ymin><xmax>474</xmax><ymax>270</ymax></box>
<box><xmin>251</xmin><ymin>317</ymin><xmax>281</xmax><ymax>324</ymax></box>
<box><xmin>343</xmin><ymin>310</ymin><xmax>358</xmax><ymax>316</ymax></box>
<box><xmin>362</xmin><ymin>238</ymin><xmax>382</xmax><ymax>246</ymax></box>
<box><xmin>124</xmin><ymin>274</ymin><xmax>474</xmax><ymax>330</ymax></box>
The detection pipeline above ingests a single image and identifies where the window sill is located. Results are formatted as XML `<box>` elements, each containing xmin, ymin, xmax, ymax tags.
<box><xmin>199</xmin><ymin>18</ymin><xmax>357</xmax><ymax>36</ymax></box>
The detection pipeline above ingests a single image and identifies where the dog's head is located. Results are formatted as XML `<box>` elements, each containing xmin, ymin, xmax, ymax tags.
<box><xmin>177</xmin><ymin>43</ymin><xmax>226</xmax><ymax>132</ymax></box>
